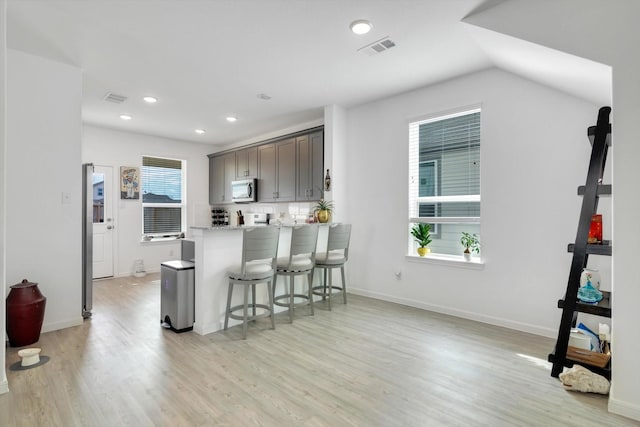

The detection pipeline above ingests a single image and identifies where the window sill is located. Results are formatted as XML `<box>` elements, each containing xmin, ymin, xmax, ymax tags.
<box><xmin>140</xmin><ymin>236</ymin><xmax>182</xmax><ymax>244</ymax></box>
<box><xmin>405</xmin><ymin>253</ymin><xmax>484</xmax><ymax>270</ymax></box>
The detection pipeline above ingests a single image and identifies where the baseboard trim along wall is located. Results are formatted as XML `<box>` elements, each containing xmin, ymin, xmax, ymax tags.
<box><xmin>348</xmin><ymin>287</ymin><xmax>557</xmax><ymax>339</ymax></box>
<box><xmin>608</xmin><ymin>397</ymin><xmax>640</xmax><ymax>422</ymax></box>
<box><xmin>41</xmin><ymin>316</ymin><xmax>83</xmax><ymax>334</ymax></box>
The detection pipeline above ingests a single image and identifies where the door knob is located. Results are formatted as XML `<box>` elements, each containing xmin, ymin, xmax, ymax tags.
<box><xmin>107</xmin><ymin>225</ymin><xmax>114</xmax><ymax>230</ymax></box>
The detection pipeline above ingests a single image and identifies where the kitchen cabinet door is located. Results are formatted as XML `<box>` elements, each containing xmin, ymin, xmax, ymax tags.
<box><xmin>258</xmin><ymin>143</ymin><xmax>277</xmax><ymax>202</ymax></box>
<box><xmin>209</xmin><ymin>155</ymin><xmax>225</xmax><ymax>205</ymax></box>
<box><xmin>296</xmin><ymin>131</ymin><xmax>324</xmax><ymax>201</ymax></box>
<box><xmin>276</xmin><ymin>138</ymin><xmax>296</xmax><ymax>202</ymax></box>
<box><xmin>236</xmin><ymin>146</ymin><xmax>258</xmax><ymax>179</ymax></box>
<box><xmin>209</xmin><ymin>152</ymin><xmax>236</xmax><ymax>204</ymax></box>
<box><xmin>223</xmin><ymin>152</ymin><xmax>236</xmax><ymax>203</ymax></box>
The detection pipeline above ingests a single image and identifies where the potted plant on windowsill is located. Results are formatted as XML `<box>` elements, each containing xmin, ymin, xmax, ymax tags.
<box><xmin>313</xmin><ymin>199</ymin><xmax>335</xmax><ymax>223</ymax></box>
<box><xmin>460</xmin><ymin>232</ymin><xmax>480</xmax><ymax>261</ymax></box>
<box><xmin>411</xmin><ymin>223</ymin><xmax>432</xmax><ymax>256</ymax></box>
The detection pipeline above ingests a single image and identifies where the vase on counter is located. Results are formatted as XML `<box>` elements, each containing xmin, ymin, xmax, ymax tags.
<box><xmin>6</xmin><ymin>279</ymin><xmax>47</xmax><ymax>347</ymax></box>
<box><xmin>317</xmin><ymin>210</ymin><xmax>330</xmax><ymax>223</ymax></box>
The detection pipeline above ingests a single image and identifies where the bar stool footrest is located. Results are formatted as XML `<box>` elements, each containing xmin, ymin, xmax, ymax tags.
<box><xmin>274</xmin><ymin>294</ymin><xmax>312</xmax><ymax>308</ymax></box>
<box><xmin>227</xmin><ymin>303</ymin><xmax>272</xmax><ymax>322</ymax></box>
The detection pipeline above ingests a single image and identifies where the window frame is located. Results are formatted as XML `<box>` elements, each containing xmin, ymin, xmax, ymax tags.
<box><xmin>141</xmin><ymin>155</ymin><xmax>187</xmax><ymax>238</ymax></box>
<box><xmin>408</xmin><ymin>105</ymin><xmax>482</xmax><ymax>260</ymax></box>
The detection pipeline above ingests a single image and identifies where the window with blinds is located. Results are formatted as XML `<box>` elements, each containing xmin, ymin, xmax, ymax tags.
<box><xmin>142</xmin><ymin>156</ymin><xmax>185</xmax><ymax>236</ymax></box>
<box><xmin>408</xmin><ymin>108</ymin><xmax>481</xmax><ymax>256</ymax></box>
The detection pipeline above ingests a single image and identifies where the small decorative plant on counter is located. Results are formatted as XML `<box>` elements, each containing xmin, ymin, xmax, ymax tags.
<box><xmin>313</xmin><ymin>199</ymin><xmax>335</xmax><ymax>223</ymax></box>
<box><xmin>411</xmin><ymin>223</ymin><xmax>432</xmax><ymax>256</ymax></box>
<box><xmin>460</xmin><ymin>232</ymin><xmax>480</xmax><ymax>260</ymax></box>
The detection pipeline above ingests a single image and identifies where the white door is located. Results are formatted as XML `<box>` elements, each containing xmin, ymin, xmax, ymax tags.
<box><xmin>92</xmin><ymin>166</ymin><xmax>114</xmax><ymax>278</ymax></box>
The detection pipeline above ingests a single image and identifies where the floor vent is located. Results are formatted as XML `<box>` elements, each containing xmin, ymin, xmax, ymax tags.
<box><xmin>358</xmin><ymin>36</ymin><xmax>397</xmax><ymax>56</ymax></box>
<box><xmin>103</xmin><ymin>92</ymin><xmax>128</xmax><ymax>103</ymax></box>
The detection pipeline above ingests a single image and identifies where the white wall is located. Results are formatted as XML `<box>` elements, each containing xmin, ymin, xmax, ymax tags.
<box><xmin>6</xmin><ymin>49</ymin><xmax>83</xmax><ymax>333</ymax></box>
<box><xmin>344</xmin><ymin>68</ymin><xmax>601</xmax><ymax>337</ymax></box>
<box><xmin>82</xmin><ymin>125</ymin><xmax>213</xmax><ymax>276</ymax></box>
<box><xmin>463</xmin><ymin>0</ymin><xmax>640</xmax><ymax>420</ymax></box>
<box><xmin>0</xmin><ymin>0</ymin><xmax>8</xmax><ymax>395</ymax></box>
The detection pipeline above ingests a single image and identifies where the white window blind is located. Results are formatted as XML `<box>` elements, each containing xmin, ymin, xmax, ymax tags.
<box><xmin>142</xmin><ymin>156</ymin><xmax>185</xmax><ymax>236</ymax></box>
<box><xmin>409</xmin><ymin>108</ymin><xmax>481</xmax><ymax>256</ymax></box>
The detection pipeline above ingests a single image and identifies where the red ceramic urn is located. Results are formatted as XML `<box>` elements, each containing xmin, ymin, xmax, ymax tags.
<box><xmin>6</xmin><ymin>279</ymin><xmax>47</xmax><ymax>347</ymax></box>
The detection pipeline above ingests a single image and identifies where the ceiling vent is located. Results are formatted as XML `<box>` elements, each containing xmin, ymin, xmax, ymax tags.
<box><xmin>358</xmin><ymin>36</ymin><xmax>396</xmax><ymax>56</ymax></box>
<box><xmin>103</xmin><ymin>92</ymin><xmax>127</xmax><ymax>103</ymax></box>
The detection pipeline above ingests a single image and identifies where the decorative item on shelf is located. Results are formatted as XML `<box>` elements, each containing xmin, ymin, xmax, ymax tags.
<box><xmin>411</xmin><ymin>223</ymin><xmax>432</xmax><ymax>256</ymax></box>
<box><xmin>313</xmin><ymin>198</ymin><xmax>334</xmax><ymax>223</ymax></box>
<box><xmin>325</xmin><ymin>169</ymin><xmax>331</xmax><ymax>191</ymax></box>
<box><xmin>6</xmin><ymin>279</ymin><xmax>47</xmax><ymax>347</ymax></box>
<box><xmin>588</xmin><ymin>214</ymin><xmax>603</xmax><ymax>243</ymax></box>
<box><xmin>460</xmin><ymin>232</ymin><xmax>480</xmax><ymax>261</ymax></box>
<box><xmin>580</xmin><ymin>268</ymin><xmax>601</xmax><ymax>289</ymax></box>
<box><xmin>578</xmin><ymin>277</ymin><xmax>603</xmax><ymax>304</ymax></box>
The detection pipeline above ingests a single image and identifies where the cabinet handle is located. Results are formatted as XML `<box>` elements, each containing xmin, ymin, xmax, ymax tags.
<box><xmin>309</xmin><ymin>188</ymin><xmax>313</xmax><ymax>197</ymax></box>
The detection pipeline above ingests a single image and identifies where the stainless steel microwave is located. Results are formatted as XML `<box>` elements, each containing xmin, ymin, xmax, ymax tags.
<box><xmin>231</xmin><ymin>179</ymin><xmax>256</xmax><ymax>203</ymax></box>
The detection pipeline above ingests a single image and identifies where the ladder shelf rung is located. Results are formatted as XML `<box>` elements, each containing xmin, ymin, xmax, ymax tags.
<box><xmin>557</xmin><ymin>290</ymin><xmax>611</xmax><ymax>317</ymax></box>
<box><xmin>548</xmin><ymin>350</ymin><xmax>611</xmax><ymax>380</ymax></box>
<box><xmin>577</xmin><ymin>184</ymin><xmax>611</xmax><ymax>196</ymax></box>
<box><xmin>567</xmin><ymin>241</ymin><xmax>612</xmax><ymax>256</ymax></box>
<box><xmin>587</xmin><ymin>125</ymin><xmax>612</xmax><ymax>146</ymax></box>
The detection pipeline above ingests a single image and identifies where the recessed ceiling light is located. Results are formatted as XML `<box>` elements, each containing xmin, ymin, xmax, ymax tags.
<box><xmin>350</xmin><ymin>20</ymin><xmax>372</xmax><ymax>35</ymax></box>
<box><xmin>120</xmin><ymin>114</ymin><xmax>132</xmax><ymax>120</ymax></box>
<box><xmin>226</xmin><ymin>116</ymin><xmax>238</xmax><ymax>123</ymax></box>
<box><xmin>143</xmin><ymin>96</ymin><xmax>157</xmax><ymax>103</ymax></box>
<box><xmin>195</xmin><ymin>129</ymin><xmax>206</xmax><ymax>134</ymax></box>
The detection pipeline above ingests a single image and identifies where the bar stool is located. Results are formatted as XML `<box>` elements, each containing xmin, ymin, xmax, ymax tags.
<box><xmin>224</xmin><ymin>226</ymin><xmax>280</xmax><ymax>339</ymax></box>
<box><xmin>313</xmin><ymin>223</ymin><xmax>351</xmax><ymax>310</ymax></box>
<box><xmin>273</xmin><ymin>224</ymin><xmax>319</xmax><ymax>322</ymax></box>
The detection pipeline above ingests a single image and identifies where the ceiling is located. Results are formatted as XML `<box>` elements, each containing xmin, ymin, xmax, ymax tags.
<box><xmin>6</xmin><ymin>0</ymin><xmax>610</xmax><ymax>147</ymax></box>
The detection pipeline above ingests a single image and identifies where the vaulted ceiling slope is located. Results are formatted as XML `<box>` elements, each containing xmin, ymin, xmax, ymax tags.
<box><xmin>463</xmin><ymin>0</ymin><xmax>611</xmax><ymax>107</ymax></box>
<box><xmin>7</xmin><ymin>0</ymin><xmax>609</xmax><ymax>146</ymax></box>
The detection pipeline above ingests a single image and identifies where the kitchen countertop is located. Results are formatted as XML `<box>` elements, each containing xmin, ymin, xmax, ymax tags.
<box><xmin>190</xmin><ymin>222</ymin><xmax>332</xmax><ymax>231</ymax></box>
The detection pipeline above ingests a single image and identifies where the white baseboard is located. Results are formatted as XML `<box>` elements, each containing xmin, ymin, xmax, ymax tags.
<box><xmin>116</xmin><ymin>268</ymin><xmax>160</xmax><ymax>278</ymax></box>
<box><xmin>609</xmin><ymin>397</ymin><xmax>640</xmax><ymax>422</ymax></box>
<box><xmin>41</xmin><ymin>316</ymin><xmax>83</xmax><ymax>334</ymax></box>
<box><xmin>348</xmin><ymin>287</ymin><xmax>557</xmax><ymax>338</ymax></box>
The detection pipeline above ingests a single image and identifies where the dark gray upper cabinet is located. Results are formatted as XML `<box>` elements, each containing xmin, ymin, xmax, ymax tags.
<box><xmin>257</xmin><ymin>143</ymin><xmax>276</xmax><ymax>202</ymax></box>
<box><xmin>209</xmin><ymin>152</ymin><xmax>236</xmax><ymax>205</ymax></box>
<box><xmin>235</xmin><ymin>146</ymin><xmax>258</xmax><ymax>179</ymax></box>
<box><xmin>258</xmin><ymin>138</ymin><xmax>296</xmax><ymax>202</ymax></box>
<box><xmin>296</xmin><ymin>131</ymin><xmax>324</xmax><ymax>201</ymax></box>
<box><xmin>210</xmin><ymin>126</ymin><xmax>323</xmax><ymax>205</ymax></box>
<box><xmin>276</xmin><ymin>138</ymin><xmax>296</xmax><ymax>202</ymax></box>
<box><xmin>209</xmin><ymin>155</ymin><xmax>225</xmax><ymax>205</ymax></box>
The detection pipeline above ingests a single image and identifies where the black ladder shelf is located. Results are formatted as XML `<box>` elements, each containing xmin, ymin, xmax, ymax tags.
<box><xmin>548</xmin><ymin>106</ymin><xmax>612</xmax><ymax>379</ymax></box>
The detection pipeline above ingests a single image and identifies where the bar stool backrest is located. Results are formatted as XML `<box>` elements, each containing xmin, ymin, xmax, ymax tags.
<box><xmin>241</xmin><ymin>226</ymin><xmax>280</xmax><ymax>275</ymax></box>
<box><xmin>326</xmin><ymin>223</ymin><xmax>351</xmax><ymax>262</ymax></box>
<box><xmin>284</xmin><ymin>224</ymin><xmax>320</xmax><ymax>266</ymax></box>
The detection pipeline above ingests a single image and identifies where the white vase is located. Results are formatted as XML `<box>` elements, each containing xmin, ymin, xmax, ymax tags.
<box><xmin>580</xmin><ymin>268</ymin><xmax>601</xmax><ymax>289</ymax></box>
<box><xmin>463</xmin><ymin>252</ymin><xmax>472</xmax><ymax>261</ymax></box>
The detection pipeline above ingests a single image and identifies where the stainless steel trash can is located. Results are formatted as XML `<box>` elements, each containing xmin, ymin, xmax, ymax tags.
<box><xmin>160</xmin><ymin>260</ymin><xmax>195</xmax><ymax>332</ymax></box>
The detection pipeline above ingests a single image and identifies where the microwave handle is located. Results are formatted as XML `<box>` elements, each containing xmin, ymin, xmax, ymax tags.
<box><xmin>247</xmin><ymin>182</ymin><xmax>252</xmax><ymax>198</ymax></box>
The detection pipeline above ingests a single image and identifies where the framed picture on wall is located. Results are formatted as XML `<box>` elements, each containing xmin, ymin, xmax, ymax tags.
<box><xmin>120</xmin><ymin>166</ymin><xmax>140</xmax><ymax>199</ymax></box>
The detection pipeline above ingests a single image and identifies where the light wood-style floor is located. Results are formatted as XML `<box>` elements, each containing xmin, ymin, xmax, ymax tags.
<box><xmin>1</xmin><ymin>273</ymin><xmax>637</xmax><ymax>426</ymax></box>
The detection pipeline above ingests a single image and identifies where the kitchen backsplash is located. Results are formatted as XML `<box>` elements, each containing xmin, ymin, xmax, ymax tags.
<box><xmin>206</xmin><ymin>201</ymin><xmax>317</xmax><ymax>227</ymax></box>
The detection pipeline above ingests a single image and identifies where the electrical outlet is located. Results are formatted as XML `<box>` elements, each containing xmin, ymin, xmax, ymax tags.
<box><xmin>169</xmin><ymin>249</ymin><xmax>174</xmax><ymax>257</ymax></box>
